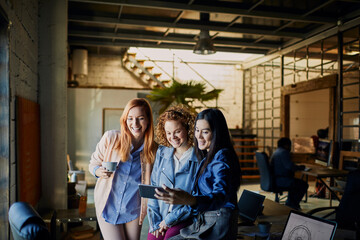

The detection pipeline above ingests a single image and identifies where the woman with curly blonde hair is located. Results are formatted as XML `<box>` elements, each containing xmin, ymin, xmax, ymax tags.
<box><xmin>147</xmin><ymin>105</ymin><xmax>198</xmax><ymax>240</ymax></box>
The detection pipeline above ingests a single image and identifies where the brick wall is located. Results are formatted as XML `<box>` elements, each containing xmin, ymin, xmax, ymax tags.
<box><xmin>75</xmin><ymin>54</ymin><xmax>151</xmax><ymax>89</ymax></box>
<box><xmin>0</xmin><ymin>0</ymin><xmax>39</xmax><ymax>239</ymax></box>
<box><xmin>77</xmin><ymin>54</ymin><xmax>244</xmax><ymax>128</ymax></box>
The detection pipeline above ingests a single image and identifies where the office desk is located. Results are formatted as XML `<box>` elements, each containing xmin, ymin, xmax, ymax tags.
<box><xmin>301</xmin><ymin>164</ymin><xmax>348</xmax><ymax>206</ymax></box>
<box><xmin>43</xmin><ymin>207</ymin><xmax>97</xmax><ymax>224</ymax></box>
<box><xmin>42</xmin><ymin>207</ymin><xmax>98</xmax><ymax>238</ymax></box>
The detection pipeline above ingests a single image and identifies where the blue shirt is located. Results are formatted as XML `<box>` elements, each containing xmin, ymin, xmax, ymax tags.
<box><xmin>190</xmin><ymin>148</ymin><xmax>240</xmax><ymax>213</ymax></box>
<box><xmin>147</xmin><ymin>146</ymin><xmax>198</xmax><ymax>232</ymax></box>
<box><xmin>102</xmin><ymin>144</ymin><xmax>143</xmax><ymax>224</ymax></box>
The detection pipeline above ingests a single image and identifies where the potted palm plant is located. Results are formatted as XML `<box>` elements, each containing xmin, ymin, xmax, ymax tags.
<box><xmin>147</xmin><ymin>80</ymin><xmax>222</xmax><ymax>114</ymax></box>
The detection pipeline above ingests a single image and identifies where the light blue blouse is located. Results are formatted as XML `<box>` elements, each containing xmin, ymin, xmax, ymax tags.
<box><xmin>102</xmin><ymin>144</ymin><xmax>144</xmax><ymax>224</ymax></box>
<box><xmin>147</xmin><ymin>145</ymin><xmax>198</xmax><ymax>232</ymax></box>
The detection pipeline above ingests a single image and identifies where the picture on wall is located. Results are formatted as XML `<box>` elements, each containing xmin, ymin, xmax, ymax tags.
<box><xmin>102</xmin><ymin>108</ymin><xmax>123</xmax><ymax>134</ymax></box>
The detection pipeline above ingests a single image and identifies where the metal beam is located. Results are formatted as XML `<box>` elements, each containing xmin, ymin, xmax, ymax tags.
<box><xmin>68</xmin><ymin>29</ymin><xmax>281</xmax><ymax>49</ymax></box>
<box><xmin>68</xmin><ymin>39</ymin><xmax>268</xmax><ymax>54</ymax></box>
<box><xmin>68</xmin><ymin>0</ymin><xmax>335</xmax><ymax>24</ymax></box>
<box><xmin>243</xmin><ymin>16</ymin><xmax>360</xmax><ymax>69</ymax></box>
<box><xmin>68</xmin><ymin>14</ymin><xmax>304</xmax><ymax>38</ymax></box>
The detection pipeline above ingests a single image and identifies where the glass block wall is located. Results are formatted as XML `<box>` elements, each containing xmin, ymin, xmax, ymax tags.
<box><xmin>243</xmin><ymin>31</ymin><xmax>359</xmax><ymax>153</ymax></box>
<box><xmin>342</xmin><ymin>26</ymin><xmax>360</xmax><ymax>151</ymax></box>
<box><xmin>243</xmin><ymin>58</ymin><xmax>282</xmax><ymax>152</ymax></box>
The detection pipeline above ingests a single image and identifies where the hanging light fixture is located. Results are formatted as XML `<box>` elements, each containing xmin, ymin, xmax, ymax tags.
<box><xmin>193</xmin><ymin>13</ymin><xmax>216</xmax><ymax>55</ymax></box>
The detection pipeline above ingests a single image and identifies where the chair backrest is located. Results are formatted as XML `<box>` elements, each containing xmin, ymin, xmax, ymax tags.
<box><xmin>339</xmin><ymin>151</ymin><xmax>360</xmax><ymax>170</ymax></box>
<box><xmin>336</xmin><ymin>169</ymin><xmax>360</xmax><ymax>229</ymax></box>
<box><xmin>255</xmin><ymin>151</ymin><xmax>273</xmax><ymax>191</ymax></box>
<box><xmin>9</xmin><ymin>202</ymin><xmax>50</xmax><ymax>240</ymax></box>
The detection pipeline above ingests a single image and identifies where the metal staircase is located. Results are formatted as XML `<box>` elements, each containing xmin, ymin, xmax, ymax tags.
<box><xmin>122</xmin><ymin>52</ymin><xmax>172</xmax><ymax>89</ymax></box>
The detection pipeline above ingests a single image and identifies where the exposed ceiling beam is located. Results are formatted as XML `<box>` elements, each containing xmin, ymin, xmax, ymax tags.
<box><xmin>243</xmin><ymin>15</ymin><xmax>360</xmax><ymax>69</ymax></box>
<box><xmin>68</xmin><ymin>29</ymin><xmax>281</xmax><ymax>49</ymax></box>
<box><xmin>68</xmin><ymin>14</ymin><xmax>304</xmax><ymax>39</ymax></box>
<box><xmin>68</xmin><ymin>0</ymin><xmax>335</xmax><ymax>24</ymax></box>
<box><xmin>68</xmin><ymin>39</ymin><xmax>268</xmax><ymax>54</ymax></box>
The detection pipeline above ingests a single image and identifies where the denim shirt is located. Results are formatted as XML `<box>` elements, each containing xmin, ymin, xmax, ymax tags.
<box><xmin>190</xmin><ymin>148</ymin><xmax>240</xmax><ymax>213</ymax></box>
<box><xmin>147</xmin><ymin>145</ymin><xmax>198</xmax><ymax>232</ymax></box>
<box><xmin>102</xmin><ymin>144</ymin><xmax>143</xmax><ymax>224</ymax></box>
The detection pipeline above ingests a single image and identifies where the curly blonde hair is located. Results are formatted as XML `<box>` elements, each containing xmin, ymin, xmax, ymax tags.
<box><xmin>155</xmin><ymin>105</ymin><xmax>196</xmax><ymax>147</ymax></box>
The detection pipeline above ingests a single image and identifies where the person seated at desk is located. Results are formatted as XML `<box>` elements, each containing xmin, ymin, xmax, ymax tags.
<box><xmin>270</xmin><ymin>137</ymin><xmax>309</xmax><ymax>210</ymax></box>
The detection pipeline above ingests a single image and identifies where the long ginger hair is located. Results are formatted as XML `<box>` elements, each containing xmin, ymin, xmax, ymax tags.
<box><xmin>116</xmin><ymin>98</ymin><xmax>156</xmax><ymax>164</ymax></box>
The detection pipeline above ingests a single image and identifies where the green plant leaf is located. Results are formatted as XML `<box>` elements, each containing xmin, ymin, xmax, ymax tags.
<box><xmin>147</xmin><ymin>81</ymin><xmax>223</xmax><ymax>114</ymax></box>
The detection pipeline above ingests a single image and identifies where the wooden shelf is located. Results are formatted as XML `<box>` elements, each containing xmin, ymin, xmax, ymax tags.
<box><xmin>234</xmin><ymin>145</ymin><xmax>260</xmax><ymax>149</ymax></box>
<box><xmin>233</xmin><ymin>138</ymin><xmax>260</xmax><ymax>142</ymax></box>
<box><xmin>237</xmin><ymin>152</ymin><xmax>255</xmax><ymax>156</ymax></box>
<box><xmin>230</xmin><ymin>130</ymin><xmax>260</xmax><ymax>180</ymax></box>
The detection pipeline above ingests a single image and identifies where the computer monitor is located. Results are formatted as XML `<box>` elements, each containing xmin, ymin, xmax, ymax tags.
<box><xmin>315</xmin><ymin>139</ymin><xmax>333</xmax><ymax>167</ymax></box>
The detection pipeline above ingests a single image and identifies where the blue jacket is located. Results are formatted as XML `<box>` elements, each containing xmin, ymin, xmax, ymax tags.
<box><xmin>147</xmin><ymin>145</ymin><xmax>199</xmax><ymax>232</ymax></box>
<box><xmin>190</xmin><ymin>148</ymin><xmax>240</xmax><ymax>213</ymax></box>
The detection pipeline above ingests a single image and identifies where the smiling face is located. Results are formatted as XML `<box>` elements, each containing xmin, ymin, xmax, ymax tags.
<box><xmin>126</xmin><ymin>106</ymin><xmax>149</xmax><ymax>142</ymax></box>
<box><xmin>195</xmin><ymin>119</ymin><xmax>212</xmax><ymax>151</ymax></box>
<box><xmin>164</xmin><ymin>120</ymin><xmax>188</xmax><ymax>151</ymax></box>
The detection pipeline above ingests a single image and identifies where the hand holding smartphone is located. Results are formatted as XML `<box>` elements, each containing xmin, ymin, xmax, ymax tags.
<box><xmin>138</xmin><ymin>184</ymin><xmax>167</xmax><ymax>199</ymax></box>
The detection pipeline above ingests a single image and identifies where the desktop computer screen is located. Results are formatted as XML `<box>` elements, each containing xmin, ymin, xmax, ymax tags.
<box><xmin>315</xmin><ymin>139</ymin><xmax>332</xmax><ymax>167</ymax></box>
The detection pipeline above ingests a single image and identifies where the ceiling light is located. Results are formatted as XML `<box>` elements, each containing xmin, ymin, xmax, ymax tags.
<box><xmin>193</xmin><ymin>13</ymin><xmax>216</xmax><ymax>55</ymax></box>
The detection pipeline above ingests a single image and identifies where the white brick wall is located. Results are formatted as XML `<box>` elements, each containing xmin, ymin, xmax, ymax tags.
<box><xmin>78</xmin><ymin>55</ymin><xmax>244</xmax><ymax>128</ymax></box>
<box><xmin>76</xmin><ymin>55</ymin><xmax>151</xmax><ymax>89</ymax></box>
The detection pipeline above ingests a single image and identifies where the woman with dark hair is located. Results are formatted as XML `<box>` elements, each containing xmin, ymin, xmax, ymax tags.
<box><xmin>155</xmin><ymin>108</ymin><xmax>241</xmax><ymax>240</ymax></box>
<box><xmin>89</xmin><ymin>98</ymin><xmax>157</xmax><ymax>240</ymax></box>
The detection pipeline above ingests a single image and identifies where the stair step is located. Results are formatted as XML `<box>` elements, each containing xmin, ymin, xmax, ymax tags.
<box><xmin>241</xmin><ymin>167</ymin><xmax>259</xmax><ymax>171</ymax></box>
<box><xmin>242</xmin><ymin>175</ymin><xmax>260</xmax><ymax>179</ymax></box>
<box><xmin>153</xmin><ymin>73</ymin><xmax>162</xmax><ymax>79</ymax></box>
<box><xmin>128</xmin><ymin>52</ymin><xmax>136</xmax><ymax>58</ymax></box>
<box><xmin>137</xmin><ymin>60</ymin><xmax>145</xmax><ymax>66</ymax></box>
<box><xmin>238</xmin><ymin>159</ymin><xmax>256</xmax><ymax>163</ymax></box>
<box><xmin>145</xmin><ymin>66</ymin><xmax>154</xmax><ymax>72</ymax></box>
<box><xmin>161</xmin><ymin>80</ymin><xmax>171</xmax><ymax>84</ymax></box>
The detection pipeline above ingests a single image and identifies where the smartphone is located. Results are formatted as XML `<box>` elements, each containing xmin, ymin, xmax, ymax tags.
<box><xmin>138</xmin><ymin>184</ymin><xmax>167</xmax><ymax>199</ymax></box>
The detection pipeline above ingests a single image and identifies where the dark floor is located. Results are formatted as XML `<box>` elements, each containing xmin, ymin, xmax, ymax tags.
<box><xmin>71</xmin><ymin>180</ymin><xmax>338</xmax><ymax>240</ymax></box>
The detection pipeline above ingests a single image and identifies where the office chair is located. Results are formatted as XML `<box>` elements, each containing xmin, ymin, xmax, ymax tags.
<box><xmin>9</xmin><ymin>202</ymin><xmax>51</xmax><ymax>240</ymax></box>
<box><xmin>307</xmin><ymin>169</ymin><xmax>360</xmax><ymax>239</ymax></box>
<box><xmin>255</xmin><ymin>151</ymin><xmax>287</xmax><ymax>203</ymax></box>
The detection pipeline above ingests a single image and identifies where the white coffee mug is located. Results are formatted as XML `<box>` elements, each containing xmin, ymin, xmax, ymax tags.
<box><xmin>102</xmin><ymin>162</ymin><xmax>117</xmax><ymax>172</ymax></box>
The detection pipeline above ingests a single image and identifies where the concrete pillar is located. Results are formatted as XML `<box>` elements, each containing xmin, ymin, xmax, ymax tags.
<box><xmin>38</xmin><ymin>0</ymin><xmax>67</xmax><ymax>209</ymax></box>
